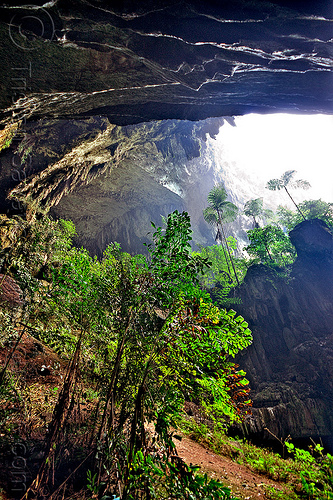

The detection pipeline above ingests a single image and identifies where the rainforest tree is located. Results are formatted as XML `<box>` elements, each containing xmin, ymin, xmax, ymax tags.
<box><xmin>243</xmin><ymin>197</ymin><xmax>274</xmax><ymax>228</ymax></box>
<box><xmin>192</xmin><ymin>240</ymin><xmax>247</xmax><ymax>308</ymax></box>
<box><xmin>245</xmin><ymin>225</ymin><xmax>296</xmax><ymax>267</ymax></box>
<box><xmin>203</xmin><ymin>184</ymin><xmax>240</xmax><ymax>285</ymax></box>
<box><xmin>11</xmin><ymin>210</ymin><xmax>252</xmax><ymax>500</ymax></box>
<box><xmin>277</xmin><ymin>199</ymin><xmax>333</xmax><ymax>230</ymax></box>
<box><xmin>266</xmin><ymin>170</ymin><xmax>311</xmax><ymax>220</ymax></box>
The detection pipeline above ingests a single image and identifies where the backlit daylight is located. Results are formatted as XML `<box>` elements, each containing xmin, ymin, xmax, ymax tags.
<box><xmin>216</xmin><ymin>113</ymin><xmax>333</xmax><ymax>203</ymax></box>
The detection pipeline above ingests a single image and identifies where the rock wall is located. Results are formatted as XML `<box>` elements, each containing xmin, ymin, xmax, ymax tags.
<box><xmin>234</xmin><ymin>219</ymin><xmax>333</xmax><ymax>447</ymax></box>
<box><xmin>0</xmin><ymin>0</ymin><xmax>332</xmax><ymax>128</ymax></box>
<box><xmin>1</xmin><ymin>117</ymin><xmax>233</xmax><ymax>255</ymax></box>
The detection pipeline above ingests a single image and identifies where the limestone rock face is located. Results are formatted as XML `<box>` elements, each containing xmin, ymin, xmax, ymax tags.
<box><xmin>0</xmin><ymin>0</ymin><xmax>332</xmax><ymax>127</ymax></box>
<box><xmin>290</xmin><ymin>218</ymin><xmax>333</xmax><ymax>259</ymax></box>
<box><xmin>235</xmin><ymin>219</ymin><xmax>333</xmax><ymax>447</ymax></box>
<box><xmin>0</xmin><ymin>274</ymin><xmax>24</xmax><ymax>308</ymax></box>
<box><xmin>1</xmin><ymin>117</ymin><xmax>233</xmax><ymax>254</ymax></box>
<box><xmin>1</xmin><ymin>0</ymin><xmax>332</xmax><ymax>253</ymax></box>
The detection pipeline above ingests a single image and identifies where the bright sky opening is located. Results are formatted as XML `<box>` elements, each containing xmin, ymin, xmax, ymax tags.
<box><xmin>216</xmin><ymin>113</ymin><xmax>333</xmax><ymax>203</ymax></box>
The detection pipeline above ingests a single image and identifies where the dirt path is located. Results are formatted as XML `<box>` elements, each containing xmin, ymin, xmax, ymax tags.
<box><xmin>175</xmin><ymin>435</ymin><xmax>290</xmax><ymax>500</ymax></box>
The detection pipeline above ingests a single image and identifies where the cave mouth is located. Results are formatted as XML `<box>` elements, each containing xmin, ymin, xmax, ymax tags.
<box><xmin>214</xmin><ymin>113</ymin><xmax>333</xmax><ymax>206</ymax></box>
<box><xmin>1</xmin><ymin>112</ymin><xmax>332</xmax><ymax>257</ymax></box>
<box><xmin>53</xmin><ymin>112</ymin><xmax>332</xmax><ymax>255</ymax></box>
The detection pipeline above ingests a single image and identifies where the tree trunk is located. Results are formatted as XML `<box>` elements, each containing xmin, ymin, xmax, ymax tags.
<box><xmin>284</xmin><ymin>187</ymin><xmax>306</xmax><ymax>220</ymax></box>
<box><xmin>97</xmin><ymin>309</ymin><xmax>134</xmax><ymax>442</ymax></box>
<box><xmin>264</xmin><ymin>243</ymin><xmax>274</xmax><ymax>261</ymax></box>
<box><xmin>216</xmin><ymin>223</ymin><xmax>232</xmax><ymax>276</ymax></box>
<box><xmin>253</xmin><ymin>216</ymin><xmax>259</xmax><ymax>228</ymax></box>
<box><xmin>217</xmin><ymin>210</ymin><xmax>240</xmax><ymax>286</ymax></box>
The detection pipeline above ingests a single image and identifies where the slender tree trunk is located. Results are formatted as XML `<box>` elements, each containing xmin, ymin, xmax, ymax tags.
<box><xmin>97</xmin><ymin>308</ymin><xmax>134</xmax><ymax>442</ymax></box>
<box><xmin>22</xmin><ymin>330</ymin><xmax>83</xmax><ymax>499</ymax></box>
<box><xmin>264</xmin><ymin>243</ymin><xmax>274</xmax><ymax>261</ymax></box>
<box><xmin>0</xmin><ymin>324</ymin><xmax>26</xmax><ymax>386</ymax></box>
<box><xmin>253</xmin><ymin>216</ymin><xmax>260</xmax><ymax>228</ymax></box>
<box><xmin>123</xmin><ymin>324</ymin><xmax>167</xmax><ymax>499</ymax></box>
<box><xmin>284</xmin><ymin>187</ymin><xmax>306</xmax><ymax>220</ymax></box>
<box><xmin>216</xmin><ymin>223</ymin><xmax>232</xmax><ymax>276</ymax></box>
<box><xmin>217</xmin><ymin>210</ymin><xmax>240</xmax><ymax>286</ymax></box>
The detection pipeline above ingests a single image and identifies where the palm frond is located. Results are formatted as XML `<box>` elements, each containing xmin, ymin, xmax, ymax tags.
<box><xmin>292</xmin><ymin>179</ymin><xmax>311</xmax><ymax>190</ymax></box>
<box><xmin>282</xmin><ymin>170</ymin><xmax>296</xmax><ymax>185</ymax></box>
<box><xmin>266</xmin><ymin>179</ymin><xmax>282</xmax><ymax>191</ymax></box>
<box><xmin>207</xmin><ymin>184</ymin><xmax>228</xmax><ymax>209</ymax></box>
<box><xmin>220</xmin><ymin>205</ymin><xmax>238</xmax><ymax>223</ymax></box>
<box><xmin>203</xmin><ymin>207</ymin><xmax>218</xmax><ymax>225</ymax></box>
<box><xmin>244</xmin><ymin>198</ymin><xmax>263</xmax><ymax>217</ymax></box>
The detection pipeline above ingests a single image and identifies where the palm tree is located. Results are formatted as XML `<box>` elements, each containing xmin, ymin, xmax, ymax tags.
<box><xmin>203</xmin><ymin>184</ymin><xmax>240</xmax><ymax>285</ymax></box>
<box><xmin>203</xmin><ymin>207</ymin><xmax>232</xmax><ymax>277</ymax></box>
<box><xmin>243</xmin><ymin>197</ymin><xmax>274</xmax><ymax>228</ymax></box>
<box><xmin>266</xmin><ymin>170</ymin><xmax>310</xmax><ymax>220</ymax></box>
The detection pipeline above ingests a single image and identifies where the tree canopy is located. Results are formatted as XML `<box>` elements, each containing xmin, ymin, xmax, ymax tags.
<box><xmin>266</xmin><ymin>170</ymin><xmax>311</xmax><ymax>220</ymax></box>
<box><xmin>203</xmin><ymin>184</ymin><xmax>239</xmax><ymax>285</ymax></box>
<box><xmin>0</xmin><ymin>210</ymin><xmax>252</xmax><ymax>499</ymax></box>
<box><xmin>243</xmin><ymin>198</ymin><xmax>274</xmax><ymax>228</ymax></box>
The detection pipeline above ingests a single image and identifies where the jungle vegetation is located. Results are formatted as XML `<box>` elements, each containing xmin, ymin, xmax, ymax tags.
<box><xmin>0</xmin><ymin>173</ymin><xmax>333</xmax><ymax>499</ymax></box>
<box><xmin>0</xmin><ymin>209</ymin><xmax>252</xmax><ymax>499</ymax></box>
<box><xmin>194</xmin><ymin>180</ymin><xmax>333</xmax><ymax>309</ymax></box>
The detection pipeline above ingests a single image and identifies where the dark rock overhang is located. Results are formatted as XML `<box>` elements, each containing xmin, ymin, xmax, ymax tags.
<box><xmin>0</xmin><ymin>0</ymin><xmax>332</xmax><ymax>256</ymax></box>
<box><xmin>0</xmin><ymin>0</ymin><xmax>332</xmax><ymax>126</ymax></box>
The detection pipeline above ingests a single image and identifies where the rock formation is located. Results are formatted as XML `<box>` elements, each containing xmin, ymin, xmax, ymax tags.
<box><xmin>0</xmin><ymin>274</ymin><xmax>24</xmax><ymax>308</ymax></box>
<box><xmin>234</xmin><ymin>219</ymin><xmax>333</xmax><ymax>449</ymax></box>
<box><xmin>0</xmin><ymin>117</ymin><xmax>234</xmax><ymax>254</ymax></box>
<box><xmin>0</xmin><ymin>0</ymin><xmax>332</xmax><ymax>127</ymax></box>
<box><xmin>0</xmin><ymin>0</ymin><xmax>332</xmax><ymax>253</ymax></box>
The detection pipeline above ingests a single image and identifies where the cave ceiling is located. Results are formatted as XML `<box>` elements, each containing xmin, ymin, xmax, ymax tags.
<box><xmin>0</xmin><ymin>0</ymin><xmax>332</xmax><ymax>253</ymax></box>
<box><xmin>0</xmin><ymin>0</ymin><xmax>332</xmax><ymax>123</ymax></box>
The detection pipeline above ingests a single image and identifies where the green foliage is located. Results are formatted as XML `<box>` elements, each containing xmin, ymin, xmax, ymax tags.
<box><xmin>245</xmin><ymin>225</ymin><xmax>296</xmax><ymax>267</ymax></box>
<box><xmin>146</xmin><ymin>210</ymin><xmax>211</xmax><ymax>303</ymax></box>
<box><xmin>1</xmin><ymin>215</ymin><xmax>76</xmax><ymax>296</ymax></box>
<box><xmin>87</xmin><ymin>469</ymin><xmax>104</xmax><ymax>498</ymax></box>
<box><xmin>285</xmin><ymin>442</ymin><xmax>316</xmax><ymax>464</ymax></box>
<box><xmin>266</xmin><ymin>170</ymin><xmax>311</xmax><ymax>192</ymax></box>
<box><xmin>243</xmin><ymin>198</ymin><xmax>274</xmax><ymax>227</ymax></box>
<box><xmin>0</xmin><ymin>210</ymin><xmax>253</xmax><ymax>499</ymax></box>
<box><xmin>124</xmin><ymin>447</ymin><xmax>240</xmax><ymax>499</ymax></box>
<box><xmin>284</xmin><ymin>441</ymin><xmax>333</xmax><ymax>499</ymax></box>
<box><xmin>266</xmin><ymin>170</ymin><xmax>311</xmax><ymax>220</ymax></box>
<box><xmin>203</xmin><ymin>183</ymin><xmax>240</xmax><ymax>285</ymax></box>
<box><xmin>276</xmin><ymin>205</ymin><xmax>297</xmax><ymax>230</ymax></box>
<box><xmin>193</xmin><ymin>239</ymin><xmax>240</xmax><ymax>288</ymax></box>
<box><xmin>158</xmin><ymin>300</ymin><xmax>252</xmax><ymax>424</ymax></box>
<box><xmin>180</xmin><ymin>419</ymin><xmax>333</xmax><ymax>500</ymax></box>
<box><xmin>32</xmin><ymin>325</ymin><xmax>77</xmax><ymax>356</ymax></box>
<box><xmin>0</xmin><ymin>310</ymin><xmax>19</xmax><ymax>347</ymax></box>
<box><xmin>244</xmin><ymin>197</ymin><xmax>333</xmax><ymax>271</ymax></box>
<box><xmin>245</xmin><ymin>198</ymin><xmax>333</xmax><ymax>269</ymax></box>
<box><xmin>193</xmin><ymin>241</ymin><xmax>247</xmax><ymax>308</ymax></box>
<box><xmin>203</xmin><ymin>185</ymin><xmax>238</xmax><ymax>227</ymax></box>
<box><xmin>48</xmin><ymin>246</ymin><xmax>105</xmax><ymax>332</ymax></box>
<box><xmin>277</xmin><ymin>199</ymin><xmax>333</xmax><ymax>230</ymax></box>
